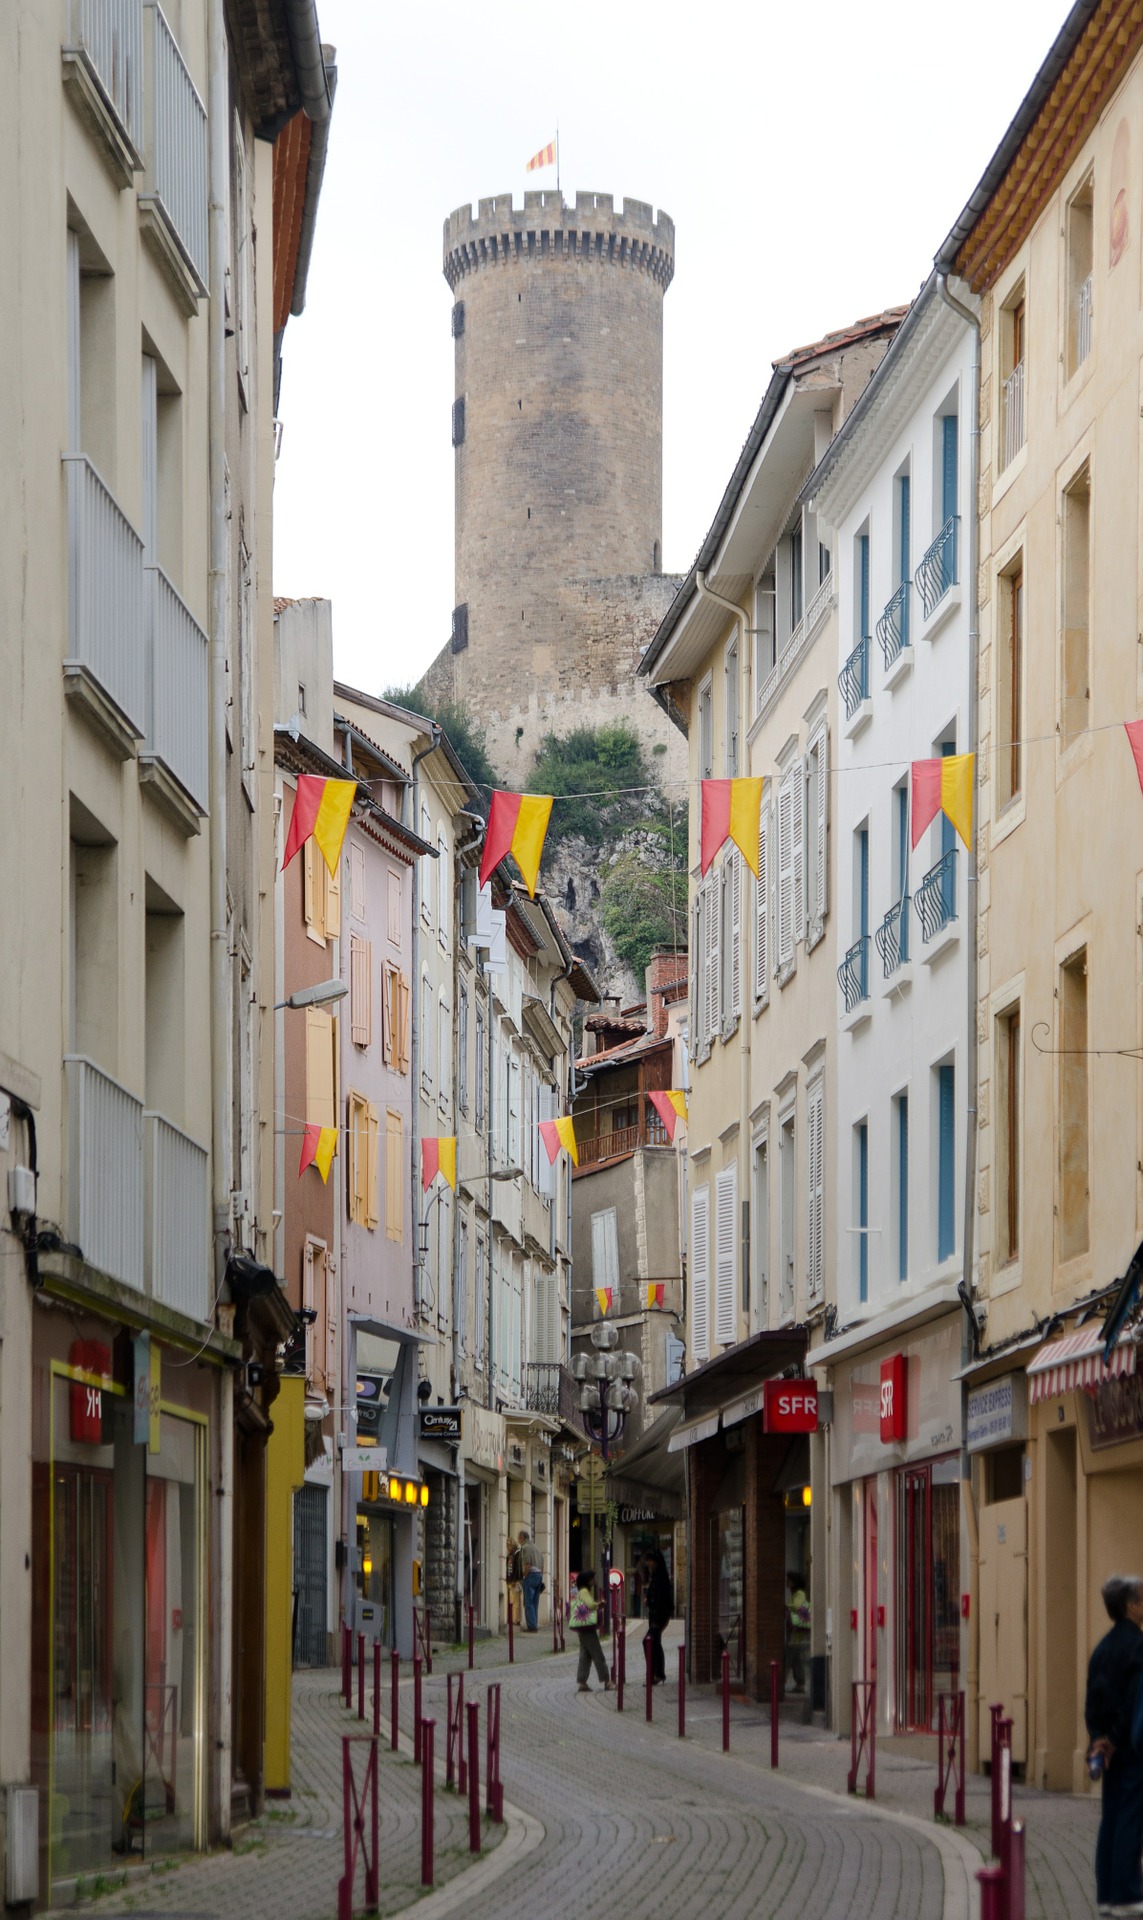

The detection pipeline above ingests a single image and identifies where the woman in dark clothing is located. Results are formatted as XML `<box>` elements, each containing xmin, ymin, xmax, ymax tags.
<box><xmin>1085</xmin><ymin>1571</ymin><xmax>1143</xmax><ymax>1915</ymax></box>
<box><xmin>642</xmin><ymin>1550</ymin><xmax>673</xmax><ymax>1684</ymax></box>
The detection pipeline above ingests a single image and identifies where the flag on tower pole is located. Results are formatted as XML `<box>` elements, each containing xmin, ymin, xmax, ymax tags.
<box><xmin>526</xmin><ymin>137</ymin><xmax>557</xmax><ymax>173</ymax></box>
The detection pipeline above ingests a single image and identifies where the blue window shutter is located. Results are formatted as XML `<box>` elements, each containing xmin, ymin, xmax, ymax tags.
<box><xmin>859</xmin><ymin>534</ymin><xmax>870</xmax><ymax>639</ymax></box>
<box><xmin>940</xmin><ymin>740</ymin><xmax>956</xmax><ymax>860</ymax></box>
<box><xmin>858</xmin><ymin>1122</ymin><xmax>869</xmax><ymax>1303</ymax></box>
<box><xmin>942</xmin><ymin>416</ymin><xmax>958</xmax><ymax>524</ymax></box>
<box><xmin>896</xmin><ymin>787</ymin><xmax>908</xmax><ymax>894</ymax></box>
<box><xmin>898</xmin><ymin>1096</ymin><xmax>909</xmax><ymax>1281</ymax></box>
<box><xmin>899</xmin><ymin>475</ymin><xmax>910</xmax><ymax>585</ymax></box>
<box><xmin>938</xmin><ymin>1065</ymin><xmax>955</xmax><ymax>1260</ymax></box>
<box><xmin>858</xmin><ymin>827</ymin><xmax>869</xmax><ymax>940</ymax></box>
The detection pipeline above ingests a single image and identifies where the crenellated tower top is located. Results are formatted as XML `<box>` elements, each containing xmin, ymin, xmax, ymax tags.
<box><xmin>443</xmin><ymin>190</ymin><xmax>675</xmax><ymax>292</ymax></box>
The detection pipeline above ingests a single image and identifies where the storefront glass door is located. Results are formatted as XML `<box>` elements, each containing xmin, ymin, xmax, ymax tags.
<box><xmin>896</xmin><ymin>1459</ymin><xmax>960</xmax><ymax>1730</ymax></box>
<box><xmin>715</xmin><ymin>1507</ymin><xmax>745</xmax><ymax>1674</ymax></box>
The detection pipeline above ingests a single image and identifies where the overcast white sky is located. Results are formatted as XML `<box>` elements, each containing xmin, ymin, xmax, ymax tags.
<box><xmin>272</xmin><ymin>0</ymin><xmax>1067</xmax><ymax>700</ymax></box>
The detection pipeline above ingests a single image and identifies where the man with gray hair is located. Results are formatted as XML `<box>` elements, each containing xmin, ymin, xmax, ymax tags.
<box><xmin>1085</xmin><ymin>1573</ymin><xmax>1143</xmax><ymax>1915</ymax></box>
<box><xmin>518</xmin><ymin>1529</ymin><xmax>543</xmax><ymax>1632</ymax></box>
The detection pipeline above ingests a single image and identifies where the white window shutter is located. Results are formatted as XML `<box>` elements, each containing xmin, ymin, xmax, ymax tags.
<box><xmin>691</xmin><ymin>894</ymin><xmax>702</xmax><ymax>1055</ymax></box>
<box><xmin>777</xmin><ymin>779</ymin><xmax>793</xmax><ymax>966</ymax></box>
<box><xmin>691</xmin><ymin>1185</ymin><xmax>711</xmax><ymax>1363</ymax></box>
<box><xmin>814</xmin><ymin>726</ymin><xmax>829</xmax><ymax>933</ymax></box>
<box><xmin>591</xmin><ymin>1207</ymin><xmax>619</xmax><ymax>1296</ymax></box>
<box><xmin>728</xmin><ymin>854</ymin><xmax>742</xmax><ymax>1023</ymax></box>
<box><xmin>715</xmin><ymin>1165</ymin><xmax>737</xmax><ymax>1345</ymax></box>
<box><xmin>807</xmin><ymin>1078</ymin><xmax>824</xmax><ymax>1303</ymax></box>
<box><xmin>791</xmin><ymin>757</ymin><xmax>805</xmax><ymax>947</ymax></box>
<box><xmin>755</xmin><ymin>797</ymin><xmax>770</xmax><ymax>1008</ymax></box>
<box><xmin>708</xmin><ymin>873</ymin><xmax>721</xmax><ymax>1039</ymax></box>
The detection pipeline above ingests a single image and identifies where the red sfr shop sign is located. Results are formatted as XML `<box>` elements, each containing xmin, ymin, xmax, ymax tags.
<box><xmin>763</xmin><ymin>1379</ymin><xmax>818</xmax><ymax>1433</ymax></box>
<box><xmin>879</xmin><ymin>1355</ymin><xmax>907</xmax><ymax>1442</ymax></box>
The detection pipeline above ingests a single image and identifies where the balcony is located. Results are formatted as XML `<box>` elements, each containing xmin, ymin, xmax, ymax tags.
<box><xmin>1002</xmin><ymin>360</ymin><xmax>1025</xmax><ymax>469</ymax></box>
<box><xmin>65</xmin><ymin>1057</ymin><xmax>145</xmax><ymax>1291</ymax></box>
<box><xmin>62</xmin><ymin>0</ymin><xmax>145</xmax><ymax>185</ymax></box>
<box><xmin>139</xmin><ymin>3</ymin><xmax>208</xmax><ymax>311</ymax></box>
<box><xmin>140</xmin><ymin>566</ymin><xmax>209</xmax><ymax>829</ymax></box>
<box><xmin>837</xmin><ymin>935</ymin><xmax>870</xmax><ymax>1015</ymax></box>
<box><xmin>838</xmin><ymin>636</ymin><xmax>870</xmax><ymax>728</ymax></box>
<box><xmin>522</xmin><ymin>1361</ymin><xmax>584</xmax><ymax>1432</ymax></box>
<box><xmin>915</xmin><ymin>517</ymin><xmax>959</xmax><ymax>622</ymax></box>
<box><xmin>63</xmin><ymin>456</ymin><xmax>146</xmax><ymax>756</ymax></box>
<box><xmin>145</xmin><ymin>1112</ymin><xmax>210</xmax><ymax>1319</ymax></box>
<box><xmin>875</xmin><ymin>896</ymin><xmax>910</xmax><ymax>977</ymax></box>
<box><xmin>876</xmin><ymin>581</ymin><xmax>910</xmax><ymax>671</ymax></box>
<box><xmin>1077</xmin><ymin>274</ymin><xmax>1093</xmax><ymax>368</ymax></box>
<box><xmin>575</xmin><ymin>1112</ymin><xmax>669</xmax><ymax>1169</ymax></box>
<box><xmin>915</xmin><ymin>849</ymin><xmax>958</xmax><ymax>946</ymax></box>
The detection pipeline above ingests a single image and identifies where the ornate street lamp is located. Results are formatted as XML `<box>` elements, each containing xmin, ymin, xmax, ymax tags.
<box><xmin>572</xmin><ymin>1324</ymin><xmax>641</xmax><ymax>1634</ymax></box>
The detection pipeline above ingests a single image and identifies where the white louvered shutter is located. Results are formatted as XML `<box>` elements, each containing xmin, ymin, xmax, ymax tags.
<box><xmin>591</xmin><ymin>1208</ymin><xmax>619</xmax><ymax>1298</ymax></box>
<box><xmin>755</xmin><ymin>796</ymin><xmax>770</xmax><ymax>1008</ymax></box>
<box><xmin>715</xmin><ymin>1164</ymin><xmax>737</xmax><ymax>1345</ymax></box>
<box><xmin>728</xmin><ymin>854</ymin><xmax>742</xmax><ymax>1024</ymax></box>
<box><xmin>691</xmin><ymin>1186</ymin><xmax>710</xmax><ymax>1363</ymax></box>
<box><xmin>813</xmin><ymin>726</ymin><xmax>829</xmax><ymax>935</ymax></box>
<box><xmin>691</xmin><ymin>892</ymin><xmax>703</xmax><ymax>1056</ymax></box>
<box><xmin>777</xmin><ymin>777</ymin><xmax>794</xmax><ymax>967</ymax></box>
<box><xmin>791</xmin><ymin>758</ymin><xmax>805</xmax><ymax>948</ymax></box>
<box><xmin>708</xmin><ymin>873</ymin><xmax>721</xmax><ymax>1039</ymax></box>
<box><xmin>807</xmin><ymin>1078</ymin><xmax>824</xmax><ymax>1304</ymax></box>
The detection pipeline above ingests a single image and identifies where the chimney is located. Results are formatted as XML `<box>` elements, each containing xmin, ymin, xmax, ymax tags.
<box><xmin>645</xmin><ymin>947</ymin><xmax>686</xmax><ymax>1039</ymax></box>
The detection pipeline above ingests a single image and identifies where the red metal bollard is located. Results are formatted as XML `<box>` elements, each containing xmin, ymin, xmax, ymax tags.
<box><xmin>357</xmin><ymin>1634</ymin><xmax>365</xmax><ymax>1721</ymax></box>
<box><xmin>722</xmin><ymin>1647</ymin><xmax>730</xmax><ymax>1752</ymax></box>
<box><xmin>413</xmin><ymin>1655</ymin><xmax>423</xmax><ymax>1764</ymax></box>
<box><xmin>1008</xmin><ymin>1818</ymin><xmax>1026</xmax><ymax>1920</ymax></box>
<box><xmin>616</xmin><ymin>1614</ymin><xmax>626</xmax><ymax>1713</ymax></box>
<box><xmin>342</xmin><ymin>1621</ymin><xmax>351</xmax><ymax>1706</ymax></box>
<box><xmin>976</xmin><ymin>1866</ymin><xmax>1005</xmax><ymax>1920</ymax></box>
<box><xmin>466</xmin><ymin>1701</ymin><xmax>481</xmax><ymax>1854</ymax></box>
<box><xmin>390</xmin><ymin>1649</ymin><xmax>399</xmax><ymax>1753</ymax></box>
<box><xmin>770</xmin><ymin>1659</ymin><xmax>780</xmax><ymax>1769</ymax></box>
<box><xmin>338</xmin><ymin>1735</ymin><xmax>379</xmax><ymax>1920</ymax></box>
<box><xmin>508</xmin><ymin>1608</ymin><xmax>514</xmax><ymax>1664</ymax></box>
<box><xmin>678</xmin><ymin>1644</ymin><xmax>686</xmax><ymax>1738</ymax></box>
<box><xmin>424</xmin><ymin>1609</ymin><xmax>432</xmax><ymax>1676</ymax></box>
<box><xmin>420</xmin><ymin>1719</ymin><xmax>435</xmax><ymax>1888</ymax></box>
<box><xmin>372</xmin><ymin>1640</ymin><xmax>381</xmax><ymax>1739</ymax></box>
<box><xmin>485</xmin><ymin>1683</ymin><xmax>503</xmax><ymax>1822</ymax></box>
<box><xmin>467</xmin><ymin>1603</ymin><xmax>475</xmax><ymax>1671</ymax></box>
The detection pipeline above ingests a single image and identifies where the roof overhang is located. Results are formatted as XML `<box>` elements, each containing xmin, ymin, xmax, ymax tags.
<box><xmin>650</xmin><ymin>1328</ymin><xmax>807</xmax><ymax>1419</ymax></box>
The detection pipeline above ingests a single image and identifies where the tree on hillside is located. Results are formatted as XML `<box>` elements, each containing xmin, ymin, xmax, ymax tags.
<box><xmin>379</xmin><ymin>687</ymin><xmax>496</xmax><ymax>808</ymax></box>
<box><xmin>525</xmin><ymin>724</ymin><xmax>656</xmax><ymax>851</ymax></box>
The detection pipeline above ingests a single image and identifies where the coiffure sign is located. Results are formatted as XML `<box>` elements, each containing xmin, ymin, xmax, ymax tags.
<box><xmin>763</xmin><ymin>1380</ymin><xmax>818</xmax><ymax>1434</ymax></box>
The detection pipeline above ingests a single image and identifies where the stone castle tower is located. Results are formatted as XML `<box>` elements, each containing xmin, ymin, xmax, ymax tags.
<box><xmin>420</xmin><ymin>190</ymin><xmax>684</xmax><ymax>791</ymax></box>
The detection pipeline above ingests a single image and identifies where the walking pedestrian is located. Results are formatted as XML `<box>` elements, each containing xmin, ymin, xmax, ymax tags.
<box><xmin>785</xmin><ymin>1571</ymin><xmax>810</xmax><ymax>1694</ymax></box>
<box><xmin>642</xmin><ymin>1549</ymin><xmax>673</xmax><ymax>1683</ymax></box>
<box><xmin>505</xmin><ymin>1535</ymin><xmax>523</xmax><ymax>1627</ymax></box>
<box><xmin>570</xmin><ymin>1570</ymin><xmax>611</xmax><ymax>1693</ymax></box>
<box><xmin>1085</xmin><ymin>1571</ymin><xmax>1143</xmax><ymax>1916</ymax></box>
<box><xmin>518</xmin><ymin>1529</ymin><xmax>544</xmax><ymax>1632</ymax></box>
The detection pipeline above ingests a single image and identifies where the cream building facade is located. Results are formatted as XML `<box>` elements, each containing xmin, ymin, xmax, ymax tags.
<box><xmin>639</xmin><ymin>315</ymin><xmax>900</xmax><ymax>1702</ymax></box>
<box><xmin>935</xmin><ymin>0</ymin><xmax>1143</xmax><ymax>1792</ymax></box>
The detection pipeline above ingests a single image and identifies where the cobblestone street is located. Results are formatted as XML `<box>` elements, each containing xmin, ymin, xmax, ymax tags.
<box><xmin>77</xmin><ymin>1625</ymin><xmax>1103</xmax><ymax>1920</ymax></box>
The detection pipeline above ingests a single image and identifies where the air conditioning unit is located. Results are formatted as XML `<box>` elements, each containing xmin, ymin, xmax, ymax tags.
<box><xmin>7</xmin><ymin>1786</ymin><xmax>39</xmax><ymax>1903</ymax></box>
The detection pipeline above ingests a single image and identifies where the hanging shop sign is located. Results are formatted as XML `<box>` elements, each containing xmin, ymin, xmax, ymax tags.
<box><xmin>966</xmin><ymin>1374</ymin><xmax>1027</xmax><ymax>1453</ymax></box>
<box><xmin>419</xmin><ymin>1406</ymin><xmax>462</xmax><ymax>1443</ymax></box>
<box><xmin>763</xmin><ymin>1379</ymin><xmax>819</xmax><ymax>1434</ymax></box>
<box><xmin>880</xmin><ymin>1355</ymin><xmax>907</xmax><ymax>1443</ymax></box>
<box><xmin>69</xmin><ymin>1338</ymin><xmax>111</xmax><ymax>1444</ymax></box>
<box><xmin>1086</xmin><ymin>1372</ymin><xmax>1143</xmax><ymax>1451</ymax></box>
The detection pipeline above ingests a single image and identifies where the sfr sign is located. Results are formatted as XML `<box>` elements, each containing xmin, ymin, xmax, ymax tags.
<box><xmin>763</xmin><ymin>1379</ymin><xmax>818</xmax><ymax>1433</ymax></box>
<box><xmin>880</xmin><ymin>1355</ymin><xmax>907</xmax><ymax>1442</ymax></box>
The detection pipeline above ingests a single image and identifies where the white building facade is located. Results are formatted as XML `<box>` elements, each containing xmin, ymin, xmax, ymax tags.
<box><xmin>805</xmin><ymin>278</ymin><xmax>978</xmax><ymax>1738</ymax></box>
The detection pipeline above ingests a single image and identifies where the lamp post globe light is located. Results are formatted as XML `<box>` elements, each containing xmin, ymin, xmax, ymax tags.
<box><xmin>572</xmin><ymin>1324</ymin><xmax>640</xmax><ymax>1632</ymax></box>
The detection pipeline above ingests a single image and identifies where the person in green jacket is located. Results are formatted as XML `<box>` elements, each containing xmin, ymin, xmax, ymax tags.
<box><xmin>569</xmin><ymin>1570</ymin><xmax>612</xmax><ymax>1692</ymax></box>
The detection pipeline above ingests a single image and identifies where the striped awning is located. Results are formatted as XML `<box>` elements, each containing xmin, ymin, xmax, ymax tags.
<box><xmin>1027</xmin><ymin>1328</ymin><xmax>1137</xmax><ymax>1404</ymax></box>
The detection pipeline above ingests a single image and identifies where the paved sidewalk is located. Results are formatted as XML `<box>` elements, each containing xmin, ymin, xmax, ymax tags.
<box><xmin>73</xmin><ymin>1665</ymin><xmax>503</xmax><ymax>1919</ymax></box>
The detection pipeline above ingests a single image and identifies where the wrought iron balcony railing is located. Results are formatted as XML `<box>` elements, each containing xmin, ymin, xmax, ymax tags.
<box><xmin>915</xmin><ymin>849</ymin><xmax>958</xmax><ymax>944</ymax></box>
<box><xmin>915</xmin><ymin>517</ymin><xmax>959</xmax><ymax>620</ymax></box>
<box><xmin>876</xmin><ymin>581</ymin><xmax>910</xmax><ymax>667</ymax></box>
<box><xmin>875</xmin><ymin>896</ymin><xmax>910</xmax><ymax>976</ymax></box>
<box><xmin>1002</xmin><ymin>360</ymin><xmax>1025</xmax><ymax>468</ymax></box>
<box><xmin>838</xmin><ymin>636</ymin><xmax>869</xmax><ymax>722</ymax></box>
<box><xmin>837</xmin><ymin>934</ymin><xmax>870</xmax><ymax>1014</ymax></box>
<box><xmin>523</xmin><ymin>1361</ymin><xmax>586</xmax><ymax>1431</ymax></box>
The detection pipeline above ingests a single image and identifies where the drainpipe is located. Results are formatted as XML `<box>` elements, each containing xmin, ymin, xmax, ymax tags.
<box><xmin>410</xmin><ymin>725</ymin><xmax>440</xmax><ymax>1319</ymax></box>
<box><xmin>695</xmin><ymin>571</ymin><xmax>752</xmax><ymax>1328</ymax></box>
<box><xmin>937</xmin><ymin>270</ymin><xmax>981</xmax><ymax>1756</ymax></box>
<box><xmin>207</xmin><ymin>0</ymin><xmax>233</xmax><ymax>1845</ymax></box>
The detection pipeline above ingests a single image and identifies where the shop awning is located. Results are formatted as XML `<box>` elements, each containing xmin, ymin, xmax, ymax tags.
<box><xmin>666</xmin><ymin>1411</ymin><xmax>720</xmax><ymax>1453</ymax></box>
<box><xmin>1027</xmin><ymin>1328</ymin><xmax>1137</xmax><ymax>1404</ymax></box>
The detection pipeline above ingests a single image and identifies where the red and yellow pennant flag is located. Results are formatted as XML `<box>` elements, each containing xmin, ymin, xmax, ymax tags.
<box><xmin>421</xmin><ymin>1137</ymin><xmax>457</xmax><ymax>1192</ymax></box>
<box><xmin>595</xmin><ymin>1287</ymin><xmax>613</xmax><ymax>1316</ymax></box>
<box><xmin>538</xmin><ymin>1115</ymin><xmax>578</xmax><ymax>1167</ymax></box>
<box><xmin>526</xmin><ymin>139</ymin><xmax>556</xmax><ymax>173</ymax></box>
<box><xmin>299</xmin><ymin>1123</ymin><xmax>337</xmax><ymax>1182</ymax></box>
<box><xmin>1126</xmin><ymin>720</ymin><xmax>1143</xmax><ymax>794</ymax></box>
<box><xmin>648</xmin><ymin>1090</ymin><xmax>687</xmax><ymax>1142</ymax></box>
<box><xmin>910</xmin><ymin>754</ymin><xmax>973</xmax><ymax>851</ymax></box>
<box><xmin>700</xmin><ymin>777</ymin><xmax>763</xmax><ymax>877</ymax></box>
<box><xmin>646</xmin><ymin>1283</ymin><xmax>665</xmax><ymax>1309</ymax></box>
<box><xmin>479</xmin><ymin>790</ymin><xmax>554</xmax><ymax>897</ymax></box>
<box><xmin>283</xmin><ymin>774</ymin><xmax>357</xmax><ymax>876</ymax></box>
